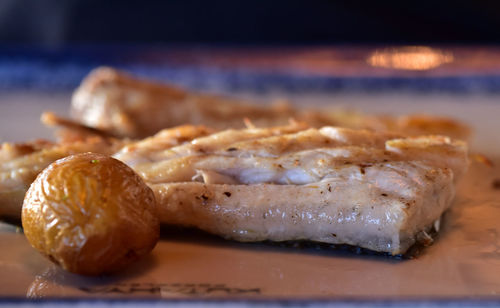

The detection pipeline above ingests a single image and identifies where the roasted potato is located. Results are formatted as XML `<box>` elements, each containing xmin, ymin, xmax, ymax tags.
<box><xmin>22</xmin><ymin>153</ymin><xmax>159</xmax><ymax>275</ymax></box>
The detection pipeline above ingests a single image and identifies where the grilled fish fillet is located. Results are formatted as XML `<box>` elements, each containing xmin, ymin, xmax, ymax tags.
<box><xmin>0</xmin><ymin>124</ymin><xmax>212</xmax><ymax>220</ymax></box>
<box><xmin>71</xmin><ymin>67</ymin><xmax>470</xmax><ymax>139</ymax></box>
<box><xmin>0</xmin><ymin>121</ymin><xmax>467</xmax><ymax>254</ymax></box>
<box><xmin>115</xmin><ymin>125</ymin><xmax>468</xmax><ymax>255</ymax></box>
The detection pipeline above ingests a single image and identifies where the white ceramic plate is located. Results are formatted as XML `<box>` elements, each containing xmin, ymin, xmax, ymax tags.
<box><xmin>1</xmin><ymin>90</ymin><xmax>500</xmax><ymax>306</ymax></box>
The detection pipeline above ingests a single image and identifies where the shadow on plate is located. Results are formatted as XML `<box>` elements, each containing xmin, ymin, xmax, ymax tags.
<box><xmin>25</xmin><ymin>253</ymin><xmax>159</xmax><ymax>299</ymax></box>
<box><xmin>158</xmin><ymin>224</ymin><xmax>437</xmax><ymax>263</ymax></box>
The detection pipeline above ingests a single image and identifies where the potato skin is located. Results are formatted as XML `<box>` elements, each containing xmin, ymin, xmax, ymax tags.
<box><xmin>22</xmin><ymin>153</ymin><xmax>159</xmax><ymax>275</ymax></box>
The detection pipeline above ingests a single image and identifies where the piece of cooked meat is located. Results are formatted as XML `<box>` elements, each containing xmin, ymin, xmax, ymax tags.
<box><xmin>71</xmin><ymin>67</ymin><xmax>299</xmax><ymax>138</ymax></box>
<box><xmin>0</xmin><ymin>124</ymin><xmax>212</xmax><ymax>221</ymax></box>
<box><xmin>115</xmin><ymin>125</ymin><xmax>468</xmax><ymax>255</ymax></box>
<box><xmin>41</xmin><ymin>111</ymin><xmax>120</xmax><ymax>141</ymax></box>
<box><xmin>71</xmin><ymin>67</ymin><xmax>470</xmax><ymax>140</ymax></box>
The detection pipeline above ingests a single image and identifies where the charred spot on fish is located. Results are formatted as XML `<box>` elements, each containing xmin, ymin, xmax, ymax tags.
<box><xmin>197</xmin><ymin>147</ymin><xmax>207</xmax><ymax>154</ymax></box>
<box><xmin>424</xmin><ymin>173</ymin><xmax>436</xmax><ymax>181</ymax></box>
<box><xmin>358</xmin><ymin>163</ymin><xmax>371</xmax><ymax>175</ymax></box>
<box><xmin>327</xmin><ymin>185</ymin><xmax>332</xmax><ymax>192</ymax></box>
<box><xmin>223</xmin><ymin>192</ymin><xmax>232</xmax><ymax>197</ymax></box>
<box><xmin>201</xmin><ymin>194</ymin><xmax>209</xmax><ymax>201</ymax></box>
<box><xmin>492</xmin><ymin>179</ymin><xmax>500</xmax><ymax>190</ymax></box>
<box><xmin>176</xmin><ymin>137</ymin><xmax>191</xmax><ymax>143</ymax></box>
<box><xmin>381</xmin><ymin>193</ymin><xmax>388</xmax><ymax>197</ymax></box>
<box><xmin>226</xmin><ymin>147</ymin><xmax>238</xmax><ymax>152</ymax></box>
<box><xmin>331</xmin><ymin>233</ymin><xmax>337</xmax><ymax>237</ymax></box>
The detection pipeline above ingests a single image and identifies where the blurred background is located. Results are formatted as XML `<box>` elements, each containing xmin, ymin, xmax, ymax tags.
<box><xmin>0</xmin><ymin>1</ymin><xmax>498</xmax><ymax>91</ymax></box>
<box><xmin>1</xmin><ymin>0</ymin><xmax>500</xmax><ymax>92</ymax></box>
<box><xmin>1</xmin><ymin>0</ymin><xmax>500</xmax><ymax>46</ymax></box>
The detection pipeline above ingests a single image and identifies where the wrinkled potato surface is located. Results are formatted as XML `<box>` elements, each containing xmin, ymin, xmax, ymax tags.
<box><xmin>22</xmin><ymin>153</ymin><xmax>159</xmax><ymax>275</ymax></box>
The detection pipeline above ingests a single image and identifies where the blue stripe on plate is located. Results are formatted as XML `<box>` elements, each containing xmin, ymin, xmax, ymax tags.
<box><xmin>1</xmin><ymin>46</ymin><xmax>500</xmax><ymax>94</ymax></box>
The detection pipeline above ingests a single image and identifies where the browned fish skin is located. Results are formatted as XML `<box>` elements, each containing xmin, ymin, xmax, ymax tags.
<box><xmin>71</xmin><ymin>67</ymin><xmax>470</xmax><ymax>139</ymax></box>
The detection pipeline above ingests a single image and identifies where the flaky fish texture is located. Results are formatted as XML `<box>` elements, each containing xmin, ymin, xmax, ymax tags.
<box><xmin>71</xmin><ymin>67</ymin><xmax>470</xmax><ymax>139</ymax></box>
<box><xmin>116</xmin><ymin>124</ymin><xmax>468</xmax><ymax>255</ymax></box>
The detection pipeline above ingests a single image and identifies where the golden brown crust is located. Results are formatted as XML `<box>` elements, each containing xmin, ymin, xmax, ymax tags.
<box><xmin>0</xmin><ymin>140</ymin><xmax>55</xmax><ymax>164</ymax></box>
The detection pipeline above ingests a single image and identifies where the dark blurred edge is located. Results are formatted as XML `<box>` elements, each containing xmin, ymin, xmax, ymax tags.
<box><xmin>1</xmin><ymin>0</ymin><xmax>500</xmax><ymax>45</ymax></box>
